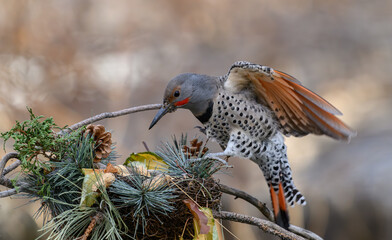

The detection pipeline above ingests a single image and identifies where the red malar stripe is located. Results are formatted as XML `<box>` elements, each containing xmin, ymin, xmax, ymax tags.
<box><xmin>174</xmin><ymin>97</ymin><xmax>190</xmax><ymax>106</ymax></box>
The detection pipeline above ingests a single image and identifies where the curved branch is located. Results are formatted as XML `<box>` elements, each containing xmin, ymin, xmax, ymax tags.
<box><xmin>63</xmin><ymin>103</ymin><xmax>162</xmax><ymax>132</ymax></box>
<box><xmin>0</xmin><ymin>153</ymin><xmax>21</xmax><ymax>197</ymax></box>
<box><xmin>213</xmin><ymin>211</ymin><xmax>304</xmax><ymax>240</ymax></box>
<box><xmin>0</xmin><ymin>152</ymin><xmax>19</xmax><ymax>177</ymax></box>
<box><xmin>218</xmin><ymin>184</ymin><xmax>323</xmax><ymax>240</ymax></box>
<box><xmin>289</xmin><ymin>225</ymin><xmax>323</xmax><ymax>240</ymax></box>
<box><xmin>2</xmin><ymin>160</ymin><xmax>21</xmax><ymax>176</ymax></box>
<box><xmin>219</xmin><ymin>183</ymin><xmax>274</xmax><ymax>221</ymax></box>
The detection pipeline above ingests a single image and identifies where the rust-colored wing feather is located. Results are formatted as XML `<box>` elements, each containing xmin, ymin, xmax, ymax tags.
<box><xmin>224</xmin><ymin>61</ymin><xmax>356</xmax><ymax>141</ymax></box>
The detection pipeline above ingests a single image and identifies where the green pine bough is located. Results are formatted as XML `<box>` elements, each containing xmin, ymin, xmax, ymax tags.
<box><xmin>0</xmin><ymin>108</ymin><xmax>225</xmax><ymax>240</ymax></box>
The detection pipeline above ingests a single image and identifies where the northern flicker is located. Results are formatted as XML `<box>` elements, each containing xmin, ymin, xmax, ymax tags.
<box><xmin>149</xmin><ymin>61</ymin><xmax>356</xmax><ymax>229</ymax></box>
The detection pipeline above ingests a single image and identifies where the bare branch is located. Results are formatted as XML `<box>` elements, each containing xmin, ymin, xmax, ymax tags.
<box><xmin>0</xmin><ymin>152</ymin><xmax>20</xmax><ymax>193</ymax></box>
<box><xmin>289</xmin><ymin>225</ymin><xmax>323</xmax><ymax>240</ymax></box>
<box><xmin>64</xmin><ymin>103</ymin><xmax>162</xmax><ymax>132</ymax></box>
<box><xmin>0</xmin><ymin>179</ymin><xmax>33</xmax><ymax>198</ymax></box>
<box><xmin>0</xmin><ymin>153</ymin><xmax>22</xmax><ymax>197</ymax></box>
<box><xmin>213</xmin><ymin>211</ymin><xmax>304</xmax><ymax>240</ymax></box>
<box><xmin>218</xmin><ymin>184</ymin><xmax>323</xmax><ymax>240</ymax></box>
<box><xmin>219</xmin><ymin>183</ymin><xmax>274</xmax><ymax>221</ymax></box>
<box><xmin>0</xmin><ymin>188</ymin><xmax>17</xmax><ymax>198</ymax></box>
<box><xmin>0</xmin><ymin>152</ymin><xmax>19</xmax><ymax>177</ymax></box>
<box><xmin>0</xmin><ymin>175</ymin><xmax>13</xmax><ymax>189</ymax></box>
<box><xmin>2</xmin><ymin>160</ymin><xmax>21</xmax><ymax>176</ymax></box>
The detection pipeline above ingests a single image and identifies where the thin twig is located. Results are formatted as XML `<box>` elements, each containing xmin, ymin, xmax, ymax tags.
<box><xmin>219</xmin><ymin>183</ymin><xmax>274</xmax><ymax>221</ymax></box>
<box><xmin>213</xmin><ymin>211</ymin><xmax>305</xmax><ymax>240</ymax></box>
<box><xmin>142</xmin><ymin>141</ymin><xmax>150</xmax><ymax>152</ymax></box>
<box><xmin>63</xmin><ymin>103</ymin><xmax>162</xmax><ymax>132</ymax></box>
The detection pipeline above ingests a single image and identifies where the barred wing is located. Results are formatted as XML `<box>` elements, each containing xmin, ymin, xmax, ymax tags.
<box><xmin>224</xmin><ymin>61</ymin><xmax>356</xmax><ymax>141</ymax></box>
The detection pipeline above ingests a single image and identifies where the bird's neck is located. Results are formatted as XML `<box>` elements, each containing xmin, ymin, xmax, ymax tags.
<box><xmin>194</xmin><ymin>100</ymin><xmax>214</xmax><ymax>123</ymax></box>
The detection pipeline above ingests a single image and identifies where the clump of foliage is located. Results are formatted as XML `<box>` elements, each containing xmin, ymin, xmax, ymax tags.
<box><xmin>1</xmin><ymin>107</ymin><xmax>81</xmax><ymax>172</ymax></box>
<box><xmin>1</xmin><ymin>107</ymin><xmax>84</xmax><ymax>195</ymax></box>
<box><xmin>1</xmin><ymin>109</ymin><xmax>224</xmax><ymax>240</ymax></box>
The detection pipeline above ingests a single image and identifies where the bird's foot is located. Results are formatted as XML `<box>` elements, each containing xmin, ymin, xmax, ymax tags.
<box><xmin>194</xmin><ymin>126</ymin><xmax>207</xmax><ymax>135</ymax></box>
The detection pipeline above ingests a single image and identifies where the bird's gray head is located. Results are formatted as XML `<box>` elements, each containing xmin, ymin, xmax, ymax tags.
<box><xmin>149</xmin><ymin>73</ymin><xmax>218</xmax><ymax>129</ymax></box>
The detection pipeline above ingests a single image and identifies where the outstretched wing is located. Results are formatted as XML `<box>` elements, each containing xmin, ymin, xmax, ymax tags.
<box><xmin>224</xmin><ymin>61</ymin><xmax>356</xmax><ymax>141</ymax></box>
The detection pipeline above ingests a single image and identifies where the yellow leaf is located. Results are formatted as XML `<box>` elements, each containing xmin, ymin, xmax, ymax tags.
<box><xmin>197</xmin><ymin>208</ymin><xmax>222</xmax><ymax>240</ymax></box>
<box><xmin>82</xmin><ymin>168</ymin><xmax>103</xmax><ymax>175</ymax></box>
<box><xmin>184</xmin><ymin>199</ymin><xmax>210</xmax><ymax>235</ymax></box>
<box><xmin>80</xmin><ymin>168</ymin><xmax>115</xmax><ymax>208</ymax></box>
<box><xmin>183</xmin><ymin>199</ymin><xmax>223</xmax><ymax>240</ymax></box>
<box><xmin>124</xmin><ymin>152</ymin><xmax>168</xmax><ymax>172</ymax></box>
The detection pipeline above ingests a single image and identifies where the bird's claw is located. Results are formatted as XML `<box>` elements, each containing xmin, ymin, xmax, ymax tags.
<box><xmin>194</xmin><ymin>126</ymin><xmax>207</xmax><ymax>135</ymax></box>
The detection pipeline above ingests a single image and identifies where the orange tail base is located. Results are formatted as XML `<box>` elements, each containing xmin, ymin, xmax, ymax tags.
<box><xmin>269</xmin><ymin>183</ymin><xmax>290</xmax><ymax>229</ymax></box>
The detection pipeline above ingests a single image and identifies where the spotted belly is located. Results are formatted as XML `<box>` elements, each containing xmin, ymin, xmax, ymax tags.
<box><xmin>204</xmin><ymin>91</ymin><xmax>277</xmax><ymax>148</ymax></box>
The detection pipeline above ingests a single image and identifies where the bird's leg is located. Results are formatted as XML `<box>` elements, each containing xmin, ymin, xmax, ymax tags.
<box><xmin>205</xmin><ymin>151</ymin><xmax>232</xmax><ymax>159</ymax></box>
<box><xmin>204</xmin><ymin>151</ymin><xmax>232</xmax><ymax>165</ymax></box>
<box><xmin>192</xmin><ymin>131</ymin><xmax>240</xmax><ymax>165</ymax></box>
<box><xmin>197</xmin><ymin>140</ymin><xmax>236</xmax><ymax>166</ymax></box>
<box><xmin>191</xmin><ymin>149</ymin><xmax>232</xmax><ymax>166</ymax></box>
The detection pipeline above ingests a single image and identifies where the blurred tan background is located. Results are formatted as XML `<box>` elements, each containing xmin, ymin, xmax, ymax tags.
<box><xmin>0</xmin><ymin>0</ymin><xmax>391</xmax><ymax>239</ymax></box>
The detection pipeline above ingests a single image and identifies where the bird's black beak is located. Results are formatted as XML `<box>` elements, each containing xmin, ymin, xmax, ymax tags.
<box><xmin>149</xmin><ymin>105</ymin><xmax>171</xmax><ymax>129</ymax></box>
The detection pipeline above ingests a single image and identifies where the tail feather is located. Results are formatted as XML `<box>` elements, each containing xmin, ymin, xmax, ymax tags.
<box><xmin>277</xmin><ymin>183</ymin><xmax>290</xmax><ymax>229</ymax></box>
<box><xmin>269</xmin><ymin>184</ymin><xmax>279</xmax><ymax>218</ymax></box>
<box><xmin>270</xmin><ymin>183</ymin><xmax>290</xmax><ymax>229</ymax></box>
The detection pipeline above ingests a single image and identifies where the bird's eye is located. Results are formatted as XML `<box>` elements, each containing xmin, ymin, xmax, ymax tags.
<box><xmin>173</xmin><ymin>90</ymin><xmax>180</xmax><ymax>97</ymax></box>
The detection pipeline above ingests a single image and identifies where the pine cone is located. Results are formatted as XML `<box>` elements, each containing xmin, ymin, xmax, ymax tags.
<box><xmin>83</xmin><ymin>124</ymin><xmax>112</xmax><ymax>163</ymax></box>
<box><xmin>182</xmin><ymin>138</ymin><xmax>208</xmax><ymax>158</ymax></box>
